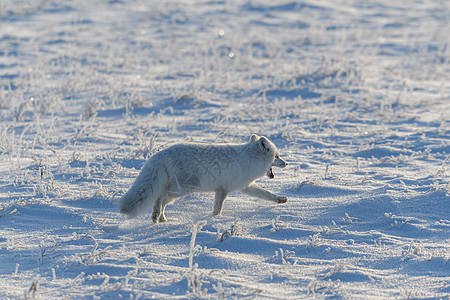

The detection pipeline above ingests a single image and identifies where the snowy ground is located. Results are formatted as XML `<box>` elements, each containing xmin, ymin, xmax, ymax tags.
<box><xmin>1</xmin><ymin>0</ymin><xmax>449</xmax><ymax>298</ymax></box>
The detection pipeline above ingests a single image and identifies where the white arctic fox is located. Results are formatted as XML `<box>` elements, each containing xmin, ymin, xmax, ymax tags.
<box><xmin>118</xmin><ymin>134</ymin><xmax>288</xmax><ymax>222</ymax></box>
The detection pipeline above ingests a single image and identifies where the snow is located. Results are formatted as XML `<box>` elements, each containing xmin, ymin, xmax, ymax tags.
<box><xmin>0</xmin><ymin>0</ymin><xmax>449</xmax><ymax>298</ymax></box>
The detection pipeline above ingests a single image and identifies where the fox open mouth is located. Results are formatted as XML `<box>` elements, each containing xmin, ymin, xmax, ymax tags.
<box><xmin>266</xmin><ymin>168</ymin><xmax>274</xmax><ymax>178</ymax></box>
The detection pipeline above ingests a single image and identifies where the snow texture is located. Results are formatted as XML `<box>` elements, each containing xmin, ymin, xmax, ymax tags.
<box><xmin>0</xmin><ymin>0</ymin><xmax>449</xmax><ymax>298</ymax></box>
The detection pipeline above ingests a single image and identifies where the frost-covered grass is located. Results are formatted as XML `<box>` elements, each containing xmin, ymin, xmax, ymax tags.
<box><xmin>1</xmin><ymin>0</ymin><xmax>449</xmax><ymax>298</ymax></box>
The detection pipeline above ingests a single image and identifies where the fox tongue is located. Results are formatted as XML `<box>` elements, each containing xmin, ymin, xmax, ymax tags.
<box><xmin>268</xmin><ymin>168</ymin><xmax>274</xmax><ymax>178</ymax></box>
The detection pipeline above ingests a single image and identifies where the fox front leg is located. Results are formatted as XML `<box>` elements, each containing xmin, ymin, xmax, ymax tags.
<box><xmin>213</xmin><ymin>187</ymin><xmax>228</xmax><ymax>215</ymax></box>
<box><xmin>242</xmin><ymin>183</ymin><xmax>287</xmax><ymax>203</ymax></box>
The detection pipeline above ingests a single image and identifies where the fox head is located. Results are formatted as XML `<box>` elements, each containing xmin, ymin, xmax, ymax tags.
<box><xmin>250</xmin><ymin>134</ymin><xmax>287</xmax><ymax>178</ymax></box>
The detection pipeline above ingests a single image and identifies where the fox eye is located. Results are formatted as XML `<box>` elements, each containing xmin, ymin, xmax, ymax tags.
<box><xmin>275</xmin><ymin>154</ymin><xmax>279</xmax><ymax>159</ymax></box>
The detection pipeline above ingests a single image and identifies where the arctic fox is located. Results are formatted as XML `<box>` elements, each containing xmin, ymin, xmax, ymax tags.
<box><xmin>118</xmin><ymin>134</ymin><xmax>288</xmax><ymax>222</ymax></box>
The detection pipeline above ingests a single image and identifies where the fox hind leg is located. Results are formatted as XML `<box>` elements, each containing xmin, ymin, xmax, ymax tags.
<box><xmin>152</xmin><ymin>195</ymin><xmax>178</xmax><ymax>223</ymax></box>
<box><xmin>159</xmin><ymin>197</ymin><xmax>178</xmax><ymax>222</ymax></box>
<box><xmin>152</xmin><ymin>201</ymin><xmax>162</xmax><ymax>223</ymax></box>
<box><xmin>152</xmin><ymin>194</ymin><xmax>166</xmax><ymax>223</ymax></box>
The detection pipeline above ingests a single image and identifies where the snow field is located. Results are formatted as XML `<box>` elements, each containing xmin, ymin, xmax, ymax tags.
<box><xmin>0</xmin><ymin>0</ymin><xmax>449</xmax><ymax>298</ymax></box>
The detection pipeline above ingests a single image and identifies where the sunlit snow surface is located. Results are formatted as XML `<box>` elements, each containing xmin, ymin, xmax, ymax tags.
<box><xmin>0</xmin><ymin>0</ymin><xmax>449</xmax><ymax>298</ymax></box>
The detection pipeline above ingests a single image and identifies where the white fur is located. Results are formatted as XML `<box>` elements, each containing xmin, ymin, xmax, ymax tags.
<box><xmin>118</xmin><ymin>134</ymin><xmax>287</xmax><ymax>222</ymax></box>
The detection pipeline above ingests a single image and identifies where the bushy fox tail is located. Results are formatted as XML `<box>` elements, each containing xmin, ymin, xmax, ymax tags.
<box><xmin>118</xmin><ymin>160</ymin><xmax>166</xmax><ymax>218</ymax></box>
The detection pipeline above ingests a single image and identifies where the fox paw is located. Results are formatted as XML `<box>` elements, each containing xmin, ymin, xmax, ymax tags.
<box><xmin>152</xmin><ymin>214</ymin><xmax>167</xmax><ymax>223</ymax></box>
<box><xmin>277</xmin><ymin>196</ymin><xmax>288</xmax><ymax>203</ymax></box>
<box><xmin>159</xmin><ymin>214</ymin><xmax>167</xmax><ymax>223</ymax></box>
<box><xmin>152</xmin><ymin>211</ymin><xmax>161</xmax><ymax>223</ymax></box>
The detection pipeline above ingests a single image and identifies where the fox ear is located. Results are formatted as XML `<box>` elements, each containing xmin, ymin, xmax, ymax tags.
<box><xmin>258</xmin><ymin>137</ymin><xmax>270</xmax><ymax>154</ymax></box>
<box><xmin>250</xmin><ymin>134</ymin><xmax>260</xmax><ymax>142</ymax></box>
